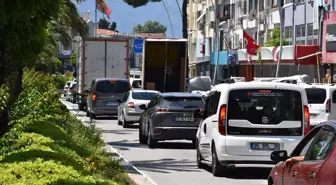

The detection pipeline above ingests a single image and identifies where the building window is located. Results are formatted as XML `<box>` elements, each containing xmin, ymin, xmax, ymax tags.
<box><xmin>285</xmin><ymin>27</ymin><xmax>293</xmax><ymax>45</ymax></box>
<box><xmin>249</xmin><ymin>0</ymin><xmax>255</xmax><ymax>12</ymax></box>
<box><xmin>259</xmin><ymin>0</ymin><xmax>264</xmax><ymax>11</ymax></box>
<box><xmin>272</xmin><ymin>0</ymin><xmax>278</xmax><ymax>8</ymax></box>
<box><xmin>243</xmin><ymin>0</ymin><xmax>248</xmax><ymax>15</ymax></box>
<box><xmin>230</xmin><ymin>4</ymin><xmax>235</xmax><ymax>19</ymax></box>
<box><xmin>308</xmin><ymin>23</ymin><xmax>313</xmax><ymax>36</ymax></box>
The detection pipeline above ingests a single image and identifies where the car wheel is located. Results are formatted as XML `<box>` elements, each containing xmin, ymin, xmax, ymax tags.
<box><xmin>197</xmin><ymin>146</ymin><xmax>206</xmax><ymax>169</ymax></box>
<box><xmin>147</xmin><ymin>127</ymin><xmax>157</xmax><ymax>148</ymax></box>
<box><xmin>90</xmin><ymin>112</ymin><xmax>96</xmax><ymax>119</ymax></box>
<box><xmin>122</xmin><ymin>113</ymin><xmax>129</xmax><ymax>128</ymax></box>
<box><xmin>212</xmin><ymin>145</ymin><xmax>224</xmax><ymax>177</ymax></box>
<box><xmin>139</xmin><ymin>124</ymin><xmax>147</xmax><ymax>144</ymax></box>
<box><xmin>78</xmin><ymin>103</ymin><xmax>85</xmax><ymax>111</ymax></box>
<box><xmin>117</xmin><ymin>113</ymin><xmax>122</xmax><ymax>125</ymax></box>
<box><xmin>192</xmin><ymin>139</ymin><xmax>197</xmax><ymax>148</ymax></box>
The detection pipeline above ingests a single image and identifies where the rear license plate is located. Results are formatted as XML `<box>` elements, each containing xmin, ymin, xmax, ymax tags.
<box><xmin>106</xmin><ymin>102</ymin><xmax>118</xmax><ymax>106</ymax></box>
<box><xmin>250</xmin><ymin>143</ymin><xmax>280</xmax><ymax>151</ymax></box>
<box><xmin>174</xmin><ymin>117</ymin><xmax>194</xmax><ymax>122</ymax></box>
<box><xmin>310</xmin><ymin>113</ymin><xmax>318</xmax><ymax>118</ymax></box>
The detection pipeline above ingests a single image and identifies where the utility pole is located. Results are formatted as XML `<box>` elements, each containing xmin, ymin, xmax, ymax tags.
<box><xmin>256</xmin><ymin>0</ymin><xmax>260</xmax><ymax>44</ymax></box>
<box><xmin>304</xmin><ymin>0</ymin><xmax>308</xmax><ymax>44</ymax></box>
<box><xmin>275</xmin><ymin>0</ymin><xmax>283</xmax><ymax>78</ymax></box>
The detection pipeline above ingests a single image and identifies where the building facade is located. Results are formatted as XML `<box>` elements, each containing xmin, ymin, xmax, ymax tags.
<box><xmin>187</xmin><ymin>0</ymin><xmax>336</xmax><ymax>81</ymax></box>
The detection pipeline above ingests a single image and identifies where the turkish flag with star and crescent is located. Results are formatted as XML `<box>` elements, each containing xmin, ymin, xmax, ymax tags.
<box><xmin>243</xmin><ymin>30</ymin><xmax>260</xmax><ymax>56</ymax></box>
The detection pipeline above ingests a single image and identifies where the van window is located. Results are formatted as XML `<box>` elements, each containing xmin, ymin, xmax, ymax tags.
<box><xmin>227</xmin><ymin>89</ymin><xmax>303</xmax><ymax>136</ymax></box>
<box><xmin>305</xmin><ymin>88</ymin><xmax>326</xmax><ymax>104</ymax></box>
<box><xmin>333</xmin><ymin>91</ymin><xmax>336</xmax><ymax>103</ymax></box>
<box><xmin>162</xmin><ymin>96</ymin><xmax>204</xmax><ymax>109</ymax></box>
<box><xmin>132</xmin><ymin>80</ymin><xmax>142</xmax><ymax>88</ymax></box>
<box><xmin>132</xmin><ymin>92</ymin><xmax>158</xmax><ymax>100</ymax></box>
<box><xmin>95</xmin><ymin>80</ymin><xmax>130</xmax><ymax>93</ymax></box>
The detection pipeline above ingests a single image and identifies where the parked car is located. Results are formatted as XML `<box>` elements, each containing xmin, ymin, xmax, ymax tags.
<box><xmin>86</xmin><ymin>78</ymin><xmax>131</xmax><ymax>118</ymax></box>
<box><xmin>65</xmin><ymin>82</ymin><xmax>76</xmax><ymax>102</ymax></box>
<box><xmin>69</xmin><ymin>82</ymin><xmax>77</xmax><ymax>103</ymax></box>
<box><xmin>193</xmin><ymin>82</ymin><xmax>310</xmax><ymax>176</ymax></box>
<box><xmin>268</xmin><ymin>121</ymin><xmax>336</xmax><ymax>185</ymax></box>
<box><xmin>138</xmin><ymin>92</ymin><xmax>205</xmax><ymax>148</ymax></box>
<box><xmin>300</xmin><ymin>83</ymin><xmax>336</xmax><ymax>128</ymax></box>
<box><xmin>117</xmin><ymin>90</ymin><xmax>160</xmax><ymax>128</ymax></box>
<box><xmin>63</xmin><ymin>81</ymin><xmax>72</xmax><ymax>97</ymax></box>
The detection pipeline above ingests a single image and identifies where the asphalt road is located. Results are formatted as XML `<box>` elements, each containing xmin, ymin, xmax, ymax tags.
<box><xmin>63</xmin><ymin>100</ymin><xmax>270</xmax><ymax>185</ymax></box>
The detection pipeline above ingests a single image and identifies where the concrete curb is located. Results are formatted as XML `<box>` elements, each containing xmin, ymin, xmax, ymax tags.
<box><xmin>61</xmin><ymin>100</ymin><xmax>158</xmax><ymax>185</ymax></box>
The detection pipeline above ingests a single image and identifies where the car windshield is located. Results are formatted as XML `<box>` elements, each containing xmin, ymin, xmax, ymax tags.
<box><xmin>227</xmin><ymin>89</ymin><xmax>303</xmax><ymax>136</ymax></box>
<box><xmin>162</xmin><ymin>96</ymin><xmax>204</xmax><ymax>109</ymax></box>
<box><xmin>305</xmin><ymin>88</ymin><xmax>326</xmax><ymax>104</ymax></box>
<box><xmin>131</xmin><ymin>92</ymin><xmax>157</xmax><ymax>100</ymax></box>
<box><xmin>95</xmin><ymin>80</ymin><xmax>130</xmax><ymax>93</ymax></box>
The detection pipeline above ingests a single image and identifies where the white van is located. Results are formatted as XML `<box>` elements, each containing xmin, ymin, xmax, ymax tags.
<box><xmin>194</xmin><ymin>82</ymin><xmax>310</xmax><ymax>176</ymax></box>
<box><xmin>301</xmin><ymin>83</ymin><xmax>336</xmax><ymax>127</ymax></box>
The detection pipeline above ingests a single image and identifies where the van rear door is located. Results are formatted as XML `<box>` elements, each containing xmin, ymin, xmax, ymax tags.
<box><xmin>225</xmin><ymin>89</ymin><xmax>304</xmax><ymax>156</ymax></box>
<box><xmin>305</xmin><ymin>87</ymin><xmax>328</xmax><ymax>123</ymax></box>
<box><xmin>94</xmin><ymin>79</ymin><xmax>130</xmax><ymax>108</ymax></box>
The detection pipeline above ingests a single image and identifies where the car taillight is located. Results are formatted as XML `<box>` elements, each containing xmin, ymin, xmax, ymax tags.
<box><xmin>218</xmin><ymin>104</ymin><xmax>226</xmax><ymax>136</ymax></box>
<box><xmin>304</xmin><ymin>105</ymin><xmax>310</xmax><ymax>136</ymax></box>
<box><xmin>92</xmin><ymin>93</ymin><xmax>96</xmax><ymax>101</ymax></box>
<box><xmin>326</xmin><ymin>99</ymin><xmax>331</xmax><ymax>113</ymax></box>
<box><xmin>127</xmin><ymin>102</ymin><xmax>135</xmax><ymax>108</ymax></box>
<box><xmin>156</xmin><ymin>108</ymin><xmax>169</xmax><ymax>112</ymax></box>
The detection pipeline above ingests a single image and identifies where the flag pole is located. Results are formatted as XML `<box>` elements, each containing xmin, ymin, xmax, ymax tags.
<box><xmin>94</xmin><ymin>0</ymin><xmax>97</xmax><ymax>37</ymax></box>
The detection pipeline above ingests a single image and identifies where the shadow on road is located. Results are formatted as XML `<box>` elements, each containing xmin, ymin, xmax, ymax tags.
<box><xmin>204</xmin><ymin>166</ymin><xmax>271</xmax><ymax>180</ymax></box>
<box><xmin>95</xmin><ymin>116</ymin><xmax>118</xmax><ymax>120</ymax></box>
<box><xmin>107</xmin><ymin>140</ymin><xmax>196</xmax><ymax>151</ymax></box>
<box><xmin>101</xmin><ymin>130</ymin><xmax>134</xmax><ymax>135</ymax></box>
<box><xmin>131</xmin><ymin>158</ymin><xmax>201</xmax><ymax>174</ymax></box>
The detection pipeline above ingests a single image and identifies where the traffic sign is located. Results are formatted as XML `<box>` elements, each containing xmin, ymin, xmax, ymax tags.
<box><xmin>133</xmin><ymin>38</ymin><xmax>143</xmax><ymax>54</ymax></box>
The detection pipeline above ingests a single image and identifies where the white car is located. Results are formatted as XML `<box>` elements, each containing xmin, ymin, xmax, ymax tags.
<box><xmin>117</xmin><ymin>90</ymin><xmax>160</xmax><ymax>128</ymax></box>
<box><xmin>194</xmin><ymin>82</ymin><xmax>310</xmax><ymax>176</ymax></box>
<box><xmin>300</xmin><ymin>83</ymin><xmax>336</xmax><ymax>127</ymax></box>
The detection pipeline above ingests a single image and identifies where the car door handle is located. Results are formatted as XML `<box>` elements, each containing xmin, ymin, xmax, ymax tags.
<box><xmin>292</xmin><ymin>171</ymin><xmax>297</xmax><ymax>177</ymax></box>
<box><xmin>309</xmin><ymin>172</ymin><xmax>316</xmax><ymax>178</ymax></box>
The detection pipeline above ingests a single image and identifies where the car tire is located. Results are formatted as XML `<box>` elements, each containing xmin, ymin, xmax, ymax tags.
<box><xmin>139</xmin><ymin>126</ymin><xmax>147</xmax><ymax>144</ymax></box>
<box><xmin>211</xmin><ymin>145</ymin><xmax>224</xmax><ymax>177</ymax></box>
<box><xmin>197</xmin><ymin>147</ymin><xmax>206</xmax><ymax>169</ymax></box>
<box><xmin>192</xmin><ymin>139</ymin><xmax>197</xmax><ymax>148</ymax></box>
<box><xmin>122</xmin><ymin>113</ymin><xmax>129</xmax><ymax>128</ymax></box>
<box><xmin>78</xmin><ymin>103</ymin><xmax>85</xmax><ymax>111</ymax></box>
<box><xmin>147</xmin><ymin>127</ymin><xmax>157</xmax><ymax>148</ymax></box>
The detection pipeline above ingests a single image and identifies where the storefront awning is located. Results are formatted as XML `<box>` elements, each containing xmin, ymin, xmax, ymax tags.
<box><xmin>250</xmin><ymin>47</ymin><xmax>275</xmax><ymax>61</ymax></box>
<box><xmin>274</xmin><ymin>46</ymin><xmax>295</xmax><ymax>60</ymax></box>
<box><xmin>295</xmin><ymin>45</ymin><xmax>320</xmax><ymax>65</ymax></box>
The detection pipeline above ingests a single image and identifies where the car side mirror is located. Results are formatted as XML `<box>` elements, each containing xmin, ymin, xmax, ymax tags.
<box><xmin>116</xmin><ymin>99</ymin><xmax>123</xmax><ymax>103</ymax></box>
<box><xmin>271</xmin><ymin>150</ymin><xmax>289</xmax><ymax>162</ymax></box>
<box><xmin>139</xmin><ymin>104</ymin><xmax>147</xmax><ymax>110</ymax></box>
<box><xmin>193</xmin><ymin>108</ymin><xmax>204</xmax><ymax>118</ymax></box>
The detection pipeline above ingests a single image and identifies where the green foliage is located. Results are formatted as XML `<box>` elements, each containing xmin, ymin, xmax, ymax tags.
<box><xmin>0</xmin><ymin>69</ymin><xmax>128</xmax><ymax>185</ymax></box>
<box><xmin>133</xmin><ymin>20</ymin><xmax>167</xmax><ymax>33</ymax></box>
<box><xmin>263</xmin><ymin>28</ymin><xmax>287</xmax><ymax>47</ymax></box>
<box><xmin>123</xmin><ymin>0</ymin><xmax>162</xmax><ymax>8</ymax></box>
<box><xmin>98</xmin><ymin>18</ymin><xmax>118</xmax><ymax>31</ymax></box>
<box><xmin>54</xmin><ymin>74</ymin><xmax>68</xmax><ymax>89</ymax></box>
<box><xmin>70</xmin><ymin>52</ymin><xmax>77</xmax><ymax>66</ymax></box>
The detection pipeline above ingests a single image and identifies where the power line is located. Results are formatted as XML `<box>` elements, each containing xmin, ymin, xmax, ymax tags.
<box><xmin>162</xmin><ymin>0</ymin><xmax>175</xmax><ymax>38</ymax></box>
<box><xmin>175</xmin><ymin>0</ymin><xmax>183</xmax><ymax>17</ymax></box>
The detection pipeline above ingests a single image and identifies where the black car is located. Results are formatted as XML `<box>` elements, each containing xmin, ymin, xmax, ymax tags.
<box><xmin>138</xmin><ymin>92</ymin><xmax>205</xmax><ymax>148</ymax></box>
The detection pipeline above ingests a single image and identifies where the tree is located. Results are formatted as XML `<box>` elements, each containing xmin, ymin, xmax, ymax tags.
<box><xmin>264</xmin><ymin>29</ymin><xmax>287</xmax><ymax>47</ymax></box>
<box><xmin>98</xmin><ymin>18</ymin><xmax>118</xmax><ymax>31</ymax></box>
<box><xmin>133</xmin><ymin>20</ymin><xmax>167</xmax><ymax>33</ymax></box>
<box><xmin>124</xmin><ymin>0</ymin><xmax>188</xmax><ymax>38</ymax></box>
<box><xmin>0</xmin><ymin>0</ymin><xmax>88</xmax><ymax>134</ymax></box>
<box><xmin>70</xmin><ymin>52</ymin><xmax>77</xmax><ymax>66</ymax></box>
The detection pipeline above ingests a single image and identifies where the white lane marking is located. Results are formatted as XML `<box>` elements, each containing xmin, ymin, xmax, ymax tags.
<box><xmin>61</xmin><ymin>100</ymin><xmax>158</xmax><ymax>185</ymax></box>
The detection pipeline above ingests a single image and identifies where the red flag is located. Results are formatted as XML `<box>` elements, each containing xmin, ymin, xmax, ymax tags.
<box><xmin>96</xmin><ymin>0</ymin><xmax>111</xmax><ymax>19</ymax></box>
<box><xmin>243</xmin><ymin>30</ymin><xmax>260</xmax><ymax>56</ymax></box>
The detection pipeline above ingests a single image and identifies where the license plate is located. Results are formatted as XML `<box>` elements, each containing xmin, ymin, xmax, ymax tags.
<box><xmin>174</xmin><ymin>117</ymin><xmax>194</xmax><ymax>122</ymax></box>
<box><xmin>106</xmin><ymin>102</ymin><xmax>118</xmax><ymax>106</ymax></box>
<box><xmin>250</xmin><ymin>143</ymin><xmax>280</xmax><ymax>151</ymax></box>
<box><xmin>310</xmin><ymin>113</ymin><xmax>318</xmax><ymax>118</ymax></box>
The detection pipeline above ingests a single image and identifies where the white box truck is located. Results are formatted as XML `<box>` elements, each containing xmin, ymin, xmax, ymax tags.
<box><xmin>76</xmin><ymin>37</ymin><xmax>129</xmax><ymax>111</ymax></box>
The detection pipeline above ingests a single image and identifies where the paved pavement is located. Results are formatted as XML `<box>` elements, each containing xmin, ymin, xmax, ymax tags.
<box><xmin>62</xmin><ymin>100</ymin><xmax>270</xmax><ymax>185</ymax></box>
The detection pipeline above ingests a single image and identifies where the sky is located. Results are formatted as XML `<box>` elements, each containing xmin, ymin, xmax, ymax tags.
<box><xmin>75</xmin><ymin>0</ymin><xmax>183</xmax><ymax>38</ymax></box>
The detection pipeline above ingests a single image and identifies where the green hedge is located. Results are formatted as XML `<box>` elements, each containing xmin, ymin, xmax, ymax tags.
<box><xmin>0</xmin><ymin>69</ymin><xmax>129</xmax><ymax>185</ymax></box>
